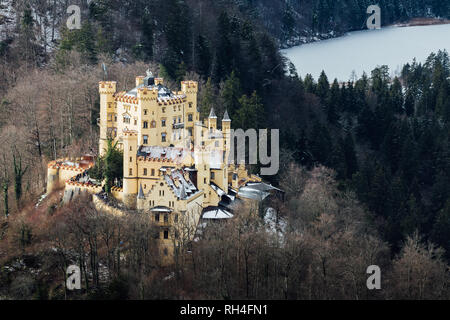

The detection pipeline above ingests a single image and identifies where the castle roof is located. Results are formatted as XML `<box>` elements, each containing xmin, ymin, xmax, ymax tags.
<box><xmin>163</xmin><ymin>169</ymin><xmax>198</xmax><ymax>200</ymax></box>
<box><xmin>138</xmin><ymin>146</ymin><xmax>193</xmax><ymax>164</ymax></box>
<box><xmin>208</xmin><ymin>107</ymin><xmax>217</xmax><ymax>119</ymax></box>
<box><xmin>138</xmin><ymin>184</ymin><xmax>145</xmax><ymax>199</ymax></box>
<box><xmin>202</xmin><ymin>206</ymin><xmax>234</xmax><ymax>220</ymax></box>
<box><xmin>222</xmin><ymin>110</ymin><xmax>231</xmax><ymax>122</ymax></box>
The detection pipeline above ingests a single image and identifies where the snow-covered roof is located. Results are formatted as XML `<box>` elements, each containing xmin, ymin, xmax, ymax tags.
<box><xmin>139</xmin><ymin>146</ymin><xmax>192</xmax><ymax>164</ymax></box>
<box><xmin>150</xmin><ymin>206</ymin><xmax>173</xmax><ymax>213</ymax></box>
<box><xmin>124</xmin><ymin>83</ymin><xmax>185</xmax><ymax>100</ymax></box>
<box><xmin>245</xmin><ymin>182</ymin><xmax>284</xmax><ymax>193</ymax></box>
<box><xmin>163</xmin><ymin>169</ymin><xmax>198</xmax><ymax>200</ymax></box>
<box><xmin>202</xmin><ymin>207</ymin><xmax>234</xmax><ymax>219</ymax></box>
<box><xmin>237</xmin><ymin>182</ymin><xmax>283</xmax><ymax>201</ymax></box>
<box><xmin>238</xmin><ymin>185</ymin><xmax>270</xmax><ymax>201</ymax></box>
<box><xmin>210</xmin><ymin>183</ymin><xmax>226</xmax><ymax>197</ymax></box>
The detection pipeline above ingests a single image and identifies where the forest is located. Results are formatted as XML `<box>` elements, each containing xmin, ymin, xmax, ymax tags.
<box><xmin>0</xmin><ymin>0</ymin><xmax>449</xmax><ymax>299</ymax></box>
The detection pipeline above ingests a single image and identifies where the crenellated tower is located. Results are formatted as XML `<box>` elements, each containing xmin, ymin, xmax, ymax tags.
<box><xmin>99</xmin><ymin>81</ymin><xmax>117</xmax><ymax>156</ymax></box>
<box><xmin>122</xmin><ymin>130</ymin><xmax>138</xmax><ymax>209</ymax></box>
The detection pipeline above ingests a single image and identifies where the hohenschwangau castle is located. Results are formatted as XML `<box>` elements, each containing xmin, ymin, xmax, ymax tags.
<box><xmin>46</xmin><ymin>71</ymin><xmax>281</xmax><ymax>262</ymax></box>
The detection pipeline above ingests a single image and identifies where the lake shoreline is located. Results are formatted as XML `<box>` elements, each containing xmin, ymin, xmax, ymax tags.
<box><xmin>281</xmin><ymin>17</ymin><xmax>450</xmax><ymax>49</ymax></box>
<box><xmin>391</xmin><ymin>17</ymin><xmax>450</xmax><ymax>28</ymax></box>
<box><xmin>282</xmin><ymin>23</ymin><xmax>450</xmax><ymax>82</ymax></box>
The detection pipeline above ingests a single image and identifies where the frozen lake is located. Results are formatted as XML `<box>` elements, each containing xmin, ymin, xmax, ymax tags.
<box><xmin>282</xmin><ymin>24</ymin><xmax>450</xmax><ymax>82</ymax></box>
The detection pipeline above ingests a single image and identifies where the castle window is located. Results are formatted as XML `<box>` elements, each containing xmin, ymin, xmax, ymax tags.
<box><xmin>161</xmin><ymin>119</ymin><xmax>166</xmax><ymax>127</ymax></box>
<box><xmin>144</xmin><ymin>109</ymin><xmax>148</xmax><ymax>115</ymax></box>
<box><xmin>164</xmin><ymin>214</ymin><xmax>168</xmax><ymax>223</ymax></box>
<box><xmin>134</xmin><ymin>119</ymin><xmax>137</xmax><ymax>125</ymax></box>
<box><xmin>144</xmin><ymin>184</ymin><xmax>147</xmax><ymax>189</ymax></box>
<box><xmin>129</xmin><ymin>168</ymin><xmax>133</xmax><ymax>175</ymax></box>
<box><xmin>173</xmin><ymin>117</ymin><xmax>177</xmax><ymax>124</ymax></box>
<box><xmin>143</xmin><ymin>168</ymin><xmax>147</xmax><ymax>176</ymax></box>
<box><xmin>178</xmin><ymin>116</ymin><xmax>181</xmax><ymax>123</ymax></box>
<box><xmin>188</xmin><ymin>114</ymin><xmax>193</xmax><ymax>122</ymax></box>
<box><xmin>189</xmin><ymin>102</ymin><xmax>192</xmax><ymax>108</ymax></box>
<box><xmin>151</xmin><ymin>169</ymin><xmax>155</xmax><ymax>176</ymax></box>
<box><xmin>161</xmin><ymin>133</ymin><xmax>167</xmax><ymax>142</ymax></box>
<box><xmin>187</xmin><ymin>127</ymin><xmax>193</xmax><ymax>137</ymax></box>
<box><xmin>143</xmin><ymin>135</ymin><xmax>148</xmax><ymax>144</ymax></box>
<box><xmin>151</xmin><ymin>121</ymin><xmax>156</xmax><ymax>128</ymax></box>
<box><xmin>108</xmin><ymin>103</ymin><xmax>112</xmax><ymax>108</ymax></box>
<box><xmin>162</xmin><ymin>107</ymin><xmax>166</xmax><ymax>113</ymax></box>
<box><xmin>114</xmin><ymin>115</ymin><xmax>117</xmax><ymax>122</ymax></box>
<box><xmin>164</xmin><ymin>230</ymin><xmax>169</xmax><ymax>239</ymax></box>
<box><xmin>123</xmin><ymin>116</ymin><xmax>131</xmax><ymax>124</ymax></box>
<box><xmin>143</xmin><ymin>121</ymin><xmax>148</xmax><ymax>129</ymax></box>
<box><xmin>129</xmin><ymin>146</ymin><xmax>132</xmax><ymax>151</ymax></box>
<box><xmin>155</xmin><ymin>213</ymin><xmax>160</xmax><ymax>222</ymax></box>
<box><xmin>130</xmin><ymin>157</ymin><xmax>133</xmax><ymax>163</ymax></box>
<box><xmin>163</xmin><ymin>248</ymin><xmax>168</xmax><ymax>255</ymax></box>
<box><xmin>173</xmin><ymin>106</ymin><xmax>176</xmax><ymax>112</ymax></box>
<box><xmin>211</xmin><ymin>172</ymin><xmax>215</xmax><ymax>180</ymax></box>
<box><xmin>204</xmin><ymin>178</ymin><xmax>206</xmax><ymax>184</ymax></box>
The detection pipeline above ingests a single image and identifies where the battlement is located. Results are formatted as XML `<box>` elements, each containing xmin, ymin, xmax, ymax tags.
<box><xmin>137</xmin><ymin>156</ymin><xmax>176</xmax><ymax>164</ymax></box>
<box><xmin>123</xmin><ymin>130</ymin><xmax>138</xmax><ymax>137</ymax></box>
<box><xmin>137</xmin><ymin>87</ymin><xmax>158</xmax><ymax>102</ymax></box>
<box><xmin>157</xmin><ymin>96</ymin><xmax>187</xmax><ymax>105</ymax></box>
<box><xmin>181</xmin><ymin>81</ymin><xmax>198</xmax><ymax>92</ymax></box>
<box><xmin>111</xmin><ymin>186</ymin><xmax>123</xmax><ymax>193</ymax></box>
<box><xmin>115</xmin><ymin>92</ymin><xmax>139</xmax><ymax>104</ymax></box>
<box><xmin>66</xmin><ymin>180</ymin><xmax>102</xmax><ymax>192</ymax></box>
<box><xmin>99</xmin><ymin>81</ymin><xmax>117</xmax><ymax>94</ymax></box>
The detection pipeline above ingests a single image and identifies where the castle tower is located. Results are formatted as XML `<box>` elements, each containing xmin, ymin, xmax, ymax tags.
<box><xmin>137</xmin><ymin>85</ymin><xmax>158</xmax><ymax>146</ymax></box>
<box><xmin>123</xmin><ymin>130</ymin><xmax>138</xmax><ymax>209</ymax></box>
<box><xmin>219</xmin><ymin>110</ymin><xmax>232</xmax><ymax>191</ymax></box>
<box><xmin>222</xmin><ymin>110</ymin><xmax>232</xmax><ymax>165</ymax></box>
<box><xmin>181</xmin><ymin>80</ymin><xmax>199</xmax><ymax>118</ymax></box>
<box><xmin>208</xmin><ymin>108</ymin><xmax>217</xmax><ymax>131</ymax></box>
<box><xmin>99</xmin><ymin>81</ymin><xmax>117</xmax><ymax>156</ymax></box>
<box><xmin>46</xmin><ymin>165</ymin><xmax>60</xmax><ymax>194</ymax></box>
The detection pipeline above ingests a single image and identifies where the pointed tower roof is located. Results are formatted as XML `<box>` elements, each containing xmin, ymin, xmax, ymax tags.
<box><xmin>180</xmin><ymin>184</ymin><xmax>187</xmax><ymax>199</ymax></box>
<box><xmin>137</xmin><ymin>184</ymin><xmax>145</xmax><ymax>199</ymax></box>
<box><xmin>222</xmin><ymin>109</ymin><xmax>231</xmax><ymax>122</ymax></box>
<box><xmin>209</xmin><ymin>107</ymin><xmax>217</xmax><ymax>119</ymax></box>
